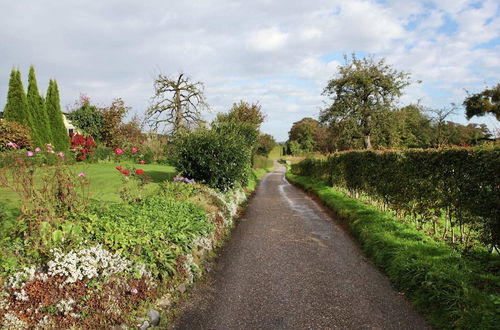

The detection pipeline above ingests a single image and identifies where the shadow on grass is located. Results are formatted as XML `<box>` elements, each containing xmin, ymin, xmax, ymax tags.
<box><xmin>145</xmin><ymin>170</ymin><xmax>176</xmax><ymax>183</ymax></box>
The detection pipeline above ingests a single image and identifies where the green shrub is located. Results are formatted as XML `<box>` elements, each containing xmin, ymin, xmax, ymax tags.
<box><xmin>87</xmin><ymin>144</ymin><xmax>113</xmax><ymax>162</ymax></box>
<box><xmin>0</xmin><ymin>120</ymin><xmax>32</xmax><ymax>152</ymax></box>
<box><xmin>171</xmin><ymin>129</ymin><xmax>252</xmax><ymax>191</ymax></box>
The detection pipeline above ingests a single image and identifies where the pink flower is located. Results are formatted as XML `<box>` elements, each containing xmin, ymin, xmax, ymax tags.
<box><xmin>27</xmin><ymin>151</ymin><xmax>34</xmax><ymax>157</ymax></box>
<box><xmin>116</xmin><ymin>166</ymin><xmax>123</xmax><ymax>171</ymax></box>
<box><xmin>78</xmin><ymin>172</ymin><xmax>85</xmax><ymax>177</ymax></box>
<box><xmin>7</xmin><ymin>142</ymin><xmax>19</xmax><ymax>149</ymax></box>
<box><xmin>136</xmin><ymin>169</ymin><xmax>144</xmax><ymax>175</ymax></box>
<box><xmin>114</xmin><ymin>148</ymin><xmax>124</xmax><ymax>155</ymax></box>
<box><xmin>121</xmin><ymin>170</ymin><xmax>129</xmax><ymax>175</ymax></box>
<box><xmin>57</xmin><ymin>152</ymin><xmax>65</xmax><ymax>158</ymax></box>
<box><xmin>139</xmin><ymin>160</ymin><xmax>146</xmax><ymax>165</ymax></box>
<box><xmin>35</xmin><ymin>147</ymin><xmax>41</xmax><ymax>152</ymax></box>
<box><xmin>130</xmin><ymin>288</ymin><xmax>138</xmax><ymax>294</ymax></box>
<box><xmin>131</xmin><ymin>147</ymin><xmax>139</xmax><ymax>153</ymax></box>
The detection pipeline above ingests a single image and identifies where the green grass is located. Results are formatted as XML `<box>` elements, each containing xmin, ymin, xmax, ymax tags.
<box><xmin>268</xmin><ymin>145</ymin><xmax>283</xmax><ymax>159</ymax></box>
<box><xmin>246</xmin><ymin>167</ymin><xmax>274</xmax><ymax>192</ymax></box>
<box><xmin>0</xmin><ymin>162</ymin><xmax>177</xmax><ymax>206</ymax></box>
<box><xmin>286</xmin><ymin>172</ymin><xmax>500</xmax><ymax>330</ymax></box>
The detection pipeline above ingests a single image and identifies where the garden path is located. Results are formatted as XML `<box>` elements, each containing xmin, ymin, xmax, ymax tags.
<box><xmin>170</xmin><ymin>162</ymin><xmax>431</xmax><ymax>330</ymax></box>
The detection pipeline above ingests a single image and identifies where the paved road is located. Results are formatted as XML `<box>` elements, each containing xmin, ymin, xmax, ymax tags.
<box><xmin>170</xmin><ymin>163</ymin><xmax>431</xmax><ymax>330</ymax></box>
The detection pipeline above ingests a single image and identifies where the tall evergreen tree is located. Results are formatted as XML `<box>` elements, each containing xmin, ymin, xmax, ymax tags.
<box><xmin>45</xmin><ymin>79</ymin><xmax>69</xmax><ymax>150</ymax></box>
<box><xmin>4</xmin><ymin>69</ymin><xmax>31</xmax><ymax>128</ymax></box>
<box><xmin>27</xmin><ymin>65</ymin><xmax>52</xmax><ymax>146</ymax></box>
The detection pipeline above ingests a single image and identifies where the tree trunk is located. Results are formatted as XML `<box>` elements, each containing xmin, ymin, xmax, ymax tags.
<box><xmin>364</xmin><ymin>134</ymin><xmax>372</xmax><ymax>149</ymax></box>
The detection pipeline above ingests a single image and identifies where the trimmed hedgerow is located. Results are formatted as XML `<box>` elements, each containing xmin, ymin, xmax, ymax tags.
<box><xmin>286</xmin><ymin>172</ymin><xmax>500</xmax><ymax>329</ymax></box>
<box><xmin>291</xmin><ymin>148</ymin><xmax>500</xmax><ymax>251</ymax></box>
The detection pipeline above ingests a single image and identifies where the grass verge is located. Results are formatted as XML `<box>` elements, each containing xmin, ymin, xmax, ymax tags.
<box><xmin>286</xmin><ymin>172</ymin><xmax>499</xmax><ymax>330</ymax></box>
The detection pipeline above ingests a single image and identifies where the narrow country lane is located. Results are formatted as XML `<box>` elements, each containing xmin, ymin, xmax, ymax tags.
<box><xmin>170</xmin><ymin>163</ymin><xmax>431</xmax><ymax>330</ymax></box>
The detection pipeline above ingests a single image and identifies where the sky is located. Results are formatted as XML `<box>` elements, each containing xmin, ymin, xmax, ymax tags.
<box><xmin>0</xmin><ymin>0</ymin><xmax>499</xmax><ymax>141</ymax></box>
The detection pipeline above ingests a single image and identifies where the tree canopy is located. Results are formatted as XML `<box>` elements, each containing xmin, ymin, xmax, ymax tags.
<box><xmin>463</xmin><ymin>84</ymin><xmax>500</xmax><ymax>121</ymax></box>
<box><xmin>320</xmin><ymin>54</ymin><xmax>411</xmax><ymax>149</ymax></box>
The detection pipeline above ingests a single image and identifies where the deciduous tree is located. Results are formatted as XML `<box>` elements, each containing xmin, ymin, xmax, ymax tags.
<box><xmin>463</xmin><ymin>83</ymin><xmax>500</xmax><ymax>121</ymax></box>
<box><xmin>320</xmin><ymin>54</ymin><xmax>411</xmax><ymax>149</ymax></box>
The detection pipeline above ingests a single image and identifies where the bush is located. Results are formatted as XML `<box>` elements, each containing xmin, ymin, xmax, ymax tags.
<box><xmin>69</xmin><ymin>133</ymin><xmax>97</xmax><ymax>161</ymax></box>
<box><xmin>171</xmin><ymin>129</ymin><xmax>251</xmax><ymax>191</ymax></box>
<box><xmin>86</xmin><ymin>144</ymin><xmax>113</xmax><ymax>162</ymax></box>
<box><xmin>0</xmin><ymin>120</ymin><xmax>32</xmax><ymax>152</ymax></box>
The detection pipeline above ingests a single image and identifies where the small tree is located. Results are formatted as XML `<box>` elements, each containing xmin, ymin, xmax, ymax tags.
<box><xmin>320</xmin><ymin>54</ymin><xmax>411</xmax><ymax>149</ymax></box>
<box><xmin>463</xmin><ymin>84</ymin><xmax>500</xmax><ymax>121</ymax></box>
<box><xmin>256</xmin><ymin>133</ymin><xmax>276</xmax><ymax>156</ymax></box>
<box><xmin>46</xmin><ymin>79</ymin><xmax>69</xmax><ymax>150</ymax></box>
<box><xmin>100</xmin><ymin>98</ymin><xmax>129</xmax><ymax>148</ymax></box>
<box><xmin>212</xmin><ymin>101</ymin><xmax>265</xmax><ymax>148</ymax></box>
<box><xmin>27</xmin><ymin>65</ymin><xmax>52</xmax><ymax>146</ymax></box>
<box><xmin>147</xmin><ymin>73</ymin><xmax>209</xmax><ymax>135</ymax></box>
<box><xmin>66</xmin><ymin>95</ymin><xmax>104</xmax><ymax>142</ymax></box>
<box><xmin>4</xmin><ymin>69</ymin><xmax>31</xmax><ymax>129</ymax></box>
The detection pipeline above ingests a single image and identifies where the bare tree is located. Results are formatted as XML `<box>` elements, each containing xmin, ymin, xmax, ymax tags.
<box><xmin>428</xmin><ymin>105</ymin><xmax>457</xmax><ymax>148</ymax></box>
<box><xmin>147</xmin><ymin>73</ymin><xmax>209</xmax><ymax>135</ymax></box>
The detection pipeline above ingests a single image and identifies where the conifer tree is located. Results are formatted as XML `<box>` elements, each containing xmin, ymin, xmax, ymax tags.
<box><xmin>4</xmin><ymin>69</ymin><xmax>31</xmax><ymax>128</ymax></box>
<box><xmin>27</xmin><ymin>65</ymin><xmax>52</xmax><ymax>146</ymax></box>
<box><xmin>45</xmin><ymin>79</ymin><xmax>69</xmax><ymax>150</ymax></box>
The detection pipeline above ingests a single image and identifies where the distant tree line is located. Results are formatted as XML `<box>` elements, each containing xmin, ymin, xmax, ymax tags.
<box><xmin>285</xmin><ymin>55</ymin><xmax>496</xmax><ymax>154</ymax></box>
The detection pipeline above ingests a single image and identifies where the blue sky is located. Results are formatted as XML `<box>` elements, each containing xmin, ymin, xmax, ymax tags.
<box><xmin>0</xmin><ymin>0</ymin><xmax>498</xmax><ymax>141</ymax></box>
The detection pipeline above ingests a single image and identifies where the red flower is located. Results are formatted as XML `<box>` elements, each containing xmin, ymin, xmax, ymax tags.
<box><xmin>116</xmin><ymin>166</ymin><xmax>122</xmax><ymax>171</ymax></box>
<box><xmin>115</xmin><ymin>148</ymin><xmax>124</xmax><ymax>155</ymax></box>
<box><xmin>139</xmin><ymin>160</ymin><xmax>146</xmax><ymax>165</ymax></box>
<box><xmin>121</xmin><ymin>170</ymin><xmax>129</xmax><ymax>175</ymax></box>
<box><xmin>136</xmin><ymin>169</ymin><xmax>144</xmax><ymax>175</ymax></box>
<box><xmin>131</xmin><ymin>147</ymin><xmax>139</xmax><ymax>153</ymax></box>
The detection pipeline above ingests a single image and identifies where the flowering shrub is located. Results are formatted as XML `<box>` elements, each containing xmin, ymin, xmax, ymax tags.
<box><xmin>0</xmin><ymin>143</ymin><xmax>89</xmax><ymax>235</ymax></box>
<box><xmin>70</xmin><ymin>133</ymin><xmax>96</xmax><ymax>161</ymax></box>
<box><xmin>0</xmin><ymin>120</ymin><xmax>32</xmax><ymax>152</ymax></box>
<box><xmin>115</xmin><ymin>165</ymin><xmax>149</xmax><ymax>202</ymax></box>
<box><xmin>173</xmin><ymin>176</ymin><xmax>195</xmax><ymax>184</ymax></box>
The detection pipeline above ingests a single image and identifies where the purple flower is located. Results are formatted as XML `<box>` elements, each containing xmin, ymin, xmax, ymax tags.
<box><xmin>78</xmin><ymin>172</ymin><xmax>85</xmax><ymax>177</ymax></box>
<box><xmin>130</xmin><ymin>288</ymin><xmax>138</xmax><ymax>294</ymax></box>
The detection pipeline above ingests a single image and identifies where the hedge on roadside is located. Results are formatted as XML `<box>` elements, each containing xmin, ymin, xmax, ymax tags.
<box><xmin>286</xmin><ymin>172</ymin><xmax>500</xmax><ymax>330</ymax></box>
<box><xmin>291</xmin><ymin>148</ymin><xmax>500</xmax><ymax>250</ymax></box>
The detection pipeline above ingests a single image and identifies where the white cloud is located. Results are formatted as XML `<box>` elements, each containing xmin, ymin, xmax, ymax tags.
<box><xmin>0</xmin><ymin>0</ymin><xmax>498</xmax><ymax>141</ymax></box>
<box><xmin>247</xmin><ymin>27</ymin><xmax>289</xmax><ymax>52</ymax></box>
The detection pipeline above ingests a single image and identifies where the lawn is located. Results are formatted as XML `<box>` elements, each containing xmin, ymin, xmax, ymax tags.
<box><xmin>0</xmin><ymin>162</ymin><xmax>177</xmax><ymax>207</ymax></box>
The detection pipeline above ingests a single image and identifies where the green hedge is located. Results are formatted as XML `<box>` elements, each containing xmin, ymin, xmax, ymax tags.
<box><xmin>291</xmin><ymin>148</ymin><xmax>500</xmax><ymax>250</ymax></box>
<box><xmin>286</xmin><ymin>172</ymin><xmax>500</xmax><ymax>329</ymax></box>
